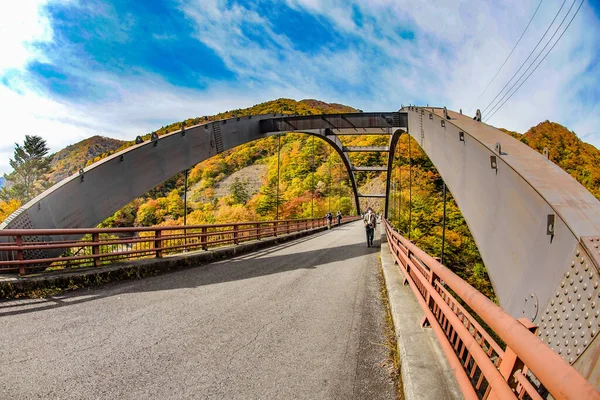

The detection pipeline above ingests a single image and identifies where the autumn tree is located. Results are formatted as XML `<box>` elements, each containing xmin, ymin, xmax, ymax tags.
<box><xmin>230</xmin><ymin>177</ymin><xmax>250</xmax><ymax>204</ymax></box>
<box><xmin>1</xmin><ymin>135</ymin><xmax>53</xmax><ymax>202</ymax></box>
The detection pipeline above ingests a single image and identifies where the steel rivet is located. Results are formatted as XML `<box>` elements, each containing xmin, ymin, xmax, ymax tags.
<box><xmin>576</xmin><ymin>250</ymin><xmax>580</xmax><ymax>257</ymax></box>
<box><xmin>571</xmin><ymin>331</ymin><xmax>575</xmax><ymax>338</ymax></box>
<box><xmin>575</xmin><ymin>314</ymin><xmax>579</xmax><ymax>321</ymax></box>
<box><xmin>543</xmin><ymin>323</ymin><xmax>547</xmax><ymax>328</ymax></box>
<box><xmin>565</xmin><ymin>314</ymin><xmax>570</xmax><ymax>320</ymax></box>
<box><xmin>568</xmin><ymin>296</ymin><xmax>572</xmax><ymax>303</ymax></box>
<box><xmin>551</xmin><ymin>299</ymin><xmax>555</xmax><ymax>306</ymax></box>
<box><xmin>546</xmin><ymin>330</ymin><xmax>550</xmax><ymax>336</ymax></box>
<box><xmin>554</xmin><ymin>307</ymin><xmax>558</xmax><ymax>313</ymax></box>
<box><xmin>577</xmin><ymin>294</ymin><xmax>582</xmax><ymax>301</ymax></box>
<box><xmin>548</xmin><ymin>337</ymin><xmax>552</xmax><ymax>344</ymax></box>
<box><xmin>574</xmin><ymin>286</ymin><xmax>578</xmax><ymax>293</ymax></box>
<box><xmin>558</xmin><ymin>348</ymin><xmax>562</xmax><ymax>354</ymax></box>
<box><xmin>574</xmin><ymin>340</ymin><xmax>579</xmax><ymax>346</ymax></box>
<box><xmin>577</xmin><ymin>349</ymin><xmax>581</xmax><ymax>355</ymax></box>
<box><xmin>595</xmin><ymin>281</ymin><xmax>599</xmax><ymax>289</ymax></box>
<box><xmin>585</xmin><ymin>312</ymin><xmax>590</xmax><ymax>319</ymax></box>
<box><xmin>579</xmin><ymin>276</ymin><xmax>584</xmax><ymax>283</ymax></box>
<box><xmin>585</xmin><ymin>264</ymin><xmax>589</xmax><ymax>272</ymax></box>
<box><xmin>577</xmin><ymin>323</ymin><xmax>581</xmax><ymax>329</ymax></box>
<box><xmin>575</xmin><ymin>269</ymin><xmax>580</xmax><ymax>275</ymax></box>
<box><xmin>562</xmin><ymin>306</ymin><xmax>566</xmax><ymax>312</ymax></box>
<box><xmin>570</xmin><ymin>356</ymin><xmax>574</xmax><ymax>363</ymax></box>
<box><xmin>571</xmin><ymin>260</ymin><xmax>576</xmax><ymax>267</ymax></box>
<box><xmin>541</xmin><ymin>316</ymin><xmax>546</xmax><ymax>321</ymax></box>
<box><xmin>549</xmin><ymin>315</ymin><xmax>553</xmax><ymax>321</ymax></box>
<box><xmin>583</xmin><ymin>283</ymin><xmax>588</xmax><ymax>291</ymax></box>
<box><xmin>557</xmin><ymin>314</ymin><xmax>561</xmax><ymax>320</ymax></box>
<box><xmin>559</xmin><ymin>322</ymin><xmax>564</xmax><ymax>328</ymax></box>
<box><xmin>570</xmin><ymin>279</ymin><xmax>574</xmax><ymax>285</ymax></box>
<box><xmin>581</xmin><ymin>257</ymin><xmax>585</xmax><ymax>264</ymax></box>
<box><xmin>567</xmin><ymin>348</ymin><xmax>571</xmax><ymax>355</ymax></box>
<box><xmin>582</xmin><ymin>303</ymin><xmax>586</xmax><ymax>311</ymax></box>
<box><xmin>593</xmin><ymin>330</ymin><xmax>597</xmax><ymax>337</ymax></box>
<box><xmin>559</xmin><ymin>298</ymin><xmax>564</xmax><ymax>305</ymax></box>
<box><xmin>565</xmin><ymin>288</ymin><xmax>569</xmax><ymax>295</ymax></box>
<box><xmin>565</xmin><ymin>340</ymin><xmax>569</xmax><ymax>346</ymax></box>
<box><xmin>571</xmin><ymin>304</ymin><xmax>576</xmax><ymax>311</ymax></box>
<box><xmin>585</xmin><ymin>340</ymin><xmax>589</xmax><ymax>346</ymax></box>
<box><xmin>589</xmin><ymin>293</ymin><xmax>594</xmax><ymax>300</ymax></box>
<box><xmin>566</xmin><ymin>272</ymin><xmax>571</xmax><ymax>278</ymax></box>
<box><xmin>593</xmin><ymin>302</ymin><xmax>597</xmax><ymax>309</ymax></box>
<box><xmin>561</xmin><ymin>281</ymin><xmax>565</xmax><ymax>288</ymax></box>
<box><xmin>589</xmin><ymin>321</ymin><xmax>593</xmax><ymax>328</ymax></box>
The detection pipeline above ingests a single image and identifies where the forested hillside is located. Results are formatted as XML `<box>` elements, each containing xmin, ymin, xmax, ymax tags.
<box><xmin>50</xmin><ymin>136</ymin><xmax>125</xmax><ymax>182</ymax></box>
<box><xmin>1</xmin><ymin>98</ymin><xmax>599</xmax><ymax>301</ymax></box>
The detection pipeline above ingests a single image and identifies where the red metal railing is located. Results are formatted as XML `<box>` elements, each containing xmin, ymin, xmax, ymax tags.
<box><xmin>0</xmin><ymin>216</ymin><xmax>360</xmax><ymax>275</ymax></box>
<box><xmin>384</xmin><ymin>219</ymin><xmax>599</xmax><ymax>400</ymax></box>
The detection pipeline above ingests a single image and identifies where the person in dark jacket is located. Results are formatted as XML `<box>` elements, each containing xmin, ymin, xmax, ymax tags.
<box><xmin>363</xmin><ymin>208</ymin><xmax>376</xmax><ymax>247</ymax></box>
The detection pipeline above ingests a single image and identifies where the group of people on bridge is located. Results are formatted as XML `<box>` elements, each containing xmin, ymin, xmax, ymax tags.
<box><xmin>325</xmin><ymin>211</ymin><xmax>343</xmax><ymax>229</ymax></box>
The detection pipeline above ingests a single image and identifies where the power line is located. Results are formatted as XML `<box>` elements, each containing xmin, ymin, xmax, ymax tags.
<box><xmin>485</xmin><ymin>0</ymin><xmax>579</xmax><ymax>119</ymax></box>
<box><xmin>469</xmin><ymin>0</ymin><xmax>544</xmax><ymax>112</ymax></box>
<box><xmin>485</xmin><ymin>0</ymin><xmax>584</xmax><ymax>122</ymax></box>
<box><xmin>481</xmin><ymin>0</ymin><xmax>569</xmax><ymax>115</ymax></box>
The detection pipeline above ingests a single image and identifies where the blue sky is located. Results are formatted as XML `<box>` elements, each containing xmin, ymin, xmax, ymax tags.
<box><xmin>1</xmin><ymin>0</ymin><xmax>599</xmax><ymax>174</ymax></box>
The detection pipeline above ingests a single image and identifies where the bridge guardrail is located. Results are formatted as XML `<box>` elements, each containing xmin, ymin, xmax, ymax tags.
<box><xmin>0</xmin><ymin>216</ymin><xmax>360</xmax><ymax>275</ymax></box>
<box><xmin>383</xmin><ymin>219</ymin><xmax>599</xmax><ymax>400</ymax></box>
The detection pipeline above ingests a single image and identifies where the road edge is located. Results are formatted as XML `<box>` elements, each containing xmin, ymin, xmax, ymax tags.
<box><xmin>379</xmin><ymin>232</ymin><xmax>463</xmax><ymax>400</ymax></box>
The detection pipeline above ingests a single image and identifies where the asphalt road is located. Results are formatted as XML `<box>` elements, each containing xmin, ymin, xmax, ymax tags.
<box><xmin>0</xmin><ymin>221</ymin><xmax>395</xmax><ymax>399</ymax></box>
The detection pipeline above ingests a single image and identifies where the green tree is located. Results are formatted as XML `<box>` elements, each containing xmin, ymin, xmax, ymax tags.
<box><xmin>1</xmin><ymin>135</ymin><xmax>53</xmax><ymax>202</ymax></box>
<box><xmin>230</xmin><ymin>177</ymin><xmax>250</xmax><ymax>204</ymax></box>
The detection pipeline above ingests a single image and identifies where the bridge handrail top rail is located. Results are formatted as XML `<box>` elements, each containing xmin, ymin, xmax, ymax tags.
<box><xmin>384</xmin><ymin>219</ymin><xmax>598</xmax><ymax>399</ymax></box>
<box><xmin>0</xmin><ymin>217</ymin><xmax>334</xmax><ymax>236</ymax></box>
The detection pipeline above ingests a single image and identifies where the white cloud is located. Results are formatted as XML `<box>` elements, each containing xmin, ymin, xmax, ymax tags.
<box><xmin>0</xmin><ymin>0</ymin><xmax>53</xmax><ymax>73</ymax></box>
<box><xmin>1</xmin><ymin>0</ymin><xmax>599</xmax><ymax>177</ymax></box>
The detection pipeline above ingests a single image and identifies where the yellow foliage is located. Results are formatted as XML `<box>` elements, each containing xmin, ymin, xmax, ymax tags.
<box><xmin>0</xmin><ymin>199</ymin><xmax>21</xmax><ymax>223</ymax></box>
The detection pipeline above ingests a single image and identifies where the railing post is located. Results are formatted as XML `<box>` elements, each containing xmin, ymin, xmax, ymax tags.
<box><xmin>255</xmin><ymin>223</ymin><xmax>261</xmax><ymax>240</ymax></box>
<box><xmin>92</xmin><ymin>232</ymin><xmax>101</xmax><ymax>267</ymax></box>
<box><xmin>201</xmin><ymin>227</ymin><xmax>208</xmax><ymax>250</ymax></box>
<box><xmin>16</xmin><ymin>235</ymin><xmax>25</xmax><ymax>276</ymax></box>
<box><xmin>233</xmin><ymin>224</ymin><xmax>239</xmax><ymax>245</ymax></box>
<box><xmin>287</xmin><ymin>221</ymin><xmax>290</xmax><ymax>234</ymax></box>
<box><xmin>498</xmin><ymin>318</ymin><xmax>538</xmax><ymax>390</ymax></box>
<box><xmin>274</xmin><ymin>221</ymin><xmax>278</xmax><ymax>237</ymax></box>
<box><xmin>155</xmin><ymin>230</ymin><xmax>163</xmax><ymax>258</ymax></box>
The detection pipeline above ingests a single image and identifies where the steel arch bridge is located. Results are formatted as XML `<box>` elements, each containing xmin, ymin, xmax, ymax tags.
<box><xmin>2</xmin><ymin>106</ymin><xmax>600</xmax><ymax>382</ymax></box>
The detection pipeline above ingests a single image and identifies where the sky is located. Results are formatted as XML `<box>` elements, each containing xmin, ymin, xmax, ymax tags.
<box><xmin>0</xmin><ymin>0</ymin><xmax>599</xmax><ymax>175</ymax></box>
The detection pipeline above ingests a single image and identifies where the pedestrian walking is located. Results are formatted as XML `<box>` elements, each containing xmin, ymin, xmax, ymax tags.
<box><xmin>326</xmin><ymin>212</ymin><xmax>333</xmax><ymax>229</ymax></box>
<box><xmin>363</xmin><ymin>207</ymin><xmax>376</xmax><ymax>247</ymax></box>
<box><xmin>336</xmin><ymin>211</ymin><xmax>342</xmax><ymax>226</ymax></box>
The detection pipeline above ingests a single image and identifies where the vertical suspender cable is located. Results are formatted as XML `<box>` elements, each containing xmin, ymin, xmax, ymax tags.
<box><xmin>408</xmin><ymin>135</ymin><xmax>412</xmax><ymax>240</ymax></box>
<box><xmin>398</xmin><ymin>146</ymin><xmax>401</xmax><ymax>231</ymax></box>
<box><xmin>328</xmin><ymin>146</ymin><xmax>331</xmax><ymax>213</ymax></box>
<box><xmin>184</xmin><ymin>168</ymin><xmax>188</xmax><ymax>248</ymax></box>
<box><xmin>276</xmin><ymin>134</ymin><xmax>281</xmax><ymax>221</ymax></box>
<box><xmin>441</xmin><ymin>182</ymin><xmax>447</xmax><ymax>265</ymax></box>
<box><xmin>311</xmin><ymin>135</ymin><xmax>314</xmax><ymax>219</ymax></box>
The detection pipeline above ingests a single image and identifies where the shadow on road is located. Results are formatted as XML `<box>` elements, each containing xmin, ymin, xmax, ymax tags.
<box><xmin>0</xmin><ymin>224</ymin><xmax>380</xmax><ymax>317</ymax></box>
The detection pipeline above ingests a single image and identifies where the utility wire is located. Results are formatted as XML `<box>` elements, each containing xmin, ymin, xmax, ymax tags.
<box><xmin>482</xmin><ymin>0</ymin><xmax>569</xmax><ymax>115</ymax></box>
<box><xmin>485</xmin><ymin>0</ymin><xmax>579</xmax><ymax>119</ymax></box>
<box><xmin>485</xmin><ymin>0</ymin><xmax>584</xmax><ymax>122</ymax></box>
<box><xmin>469</xmin><ymin>0</ymin><xmax>544</xmax><ymax>112</ymax></box>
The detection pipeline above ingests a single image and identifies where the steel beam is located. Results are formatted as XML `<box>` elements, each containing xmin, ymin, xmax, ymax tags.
<box><xmin>343</xmin><ymin>146</ymin><xmax>390</xmax><ymax>152</ymax></box>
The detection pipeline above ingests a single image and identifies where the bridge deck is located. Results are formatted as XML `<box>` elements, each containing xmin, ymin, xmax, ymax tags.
<box><xmin>0</xmin><ymin>222</ymin><xmax>396</xmax><ymax>399</ymax></box>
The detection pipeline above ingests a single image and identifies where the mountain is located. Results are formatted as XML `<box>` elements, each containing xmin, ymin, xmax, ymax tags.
<box><xmin>512</xmin><ymin>121</ymin><xmax>600</xmax><ymax>200</ymax></box>
<box><xmin>49</xmin><ymin>136</ymin><xmax>126</xmax><ymax>183</ymax></box>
